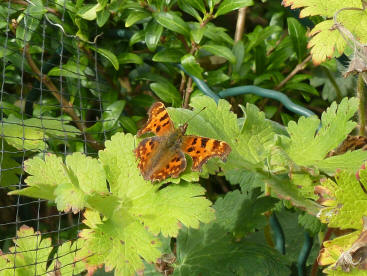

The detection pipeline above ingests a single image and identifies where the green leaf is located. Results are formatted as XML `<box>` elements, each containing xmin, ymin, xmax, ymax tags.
<box><xmin>145</xmin><ymin>20</ymin><xmax>164</xmax><ymax>51</ymax></box>
<box><xmin>78</xmin><ymin>4</ymin><xmax>100</xmax><ymax>20</ymax></box>
<box><xmin>203</xmin><ymin>23</ymin><xmax>234</xmax><ymax>45</ymax></box>
<box><xmin>317</xmin><ymin>170</ymin><xmax>367</xmax><ymax>229</ymax></box>
<box><xmin>65</xmin><ymin>152</ymin><xmax>107</xmax><ymax>195</ymax></box>
<box><xmin>97</xmin><ymin>0</ymin><xmax>108</xmax><ymax>8</ymax></box>
<box><xmin>155</xmin><ymin>12</ymin><xmax>190</xmax><ymax>36</ymax></box>
<box><xmin>246</xmin><ymin>25</ymin><xmax>282</xmax><ymax>52</ymax></box>
<box><xmin>190</xmin><ymin>23</ymin><xmax>205</xmax><ymax>44</ymax></box>
<box><xmin>282</xmin><ymin>0</ymin><xmax>362</xmax><ymax>17</ymax></box>
<box><xmin>49</xmin><ymin>239</ymin><xmax>86</xmax><ymax>275</ymax></box>
<box><xmin>318</xmin><ymin>150</ymin><xmax>367</xmax><ymax>174</ymax></box>
<box><xmin>129</xmin><ymin>30</ymin><xmax>145</xmax><ymax>46</ymax></box>
<box><xmin>225</xmin><ymin>169</ymin><xmax>265</xmax><ymax>192</ymax></box>
<box><xmin>9</xmin><ymin>154</ymin><xmax>66</xmax><ymax>201</ymax></box>
<box><xmin>96</xmin><ymin>9</ymin><xmax>110</xmax><ymax>27</ymax></box>
<box><xmin>308</xmin><ymin>20</ymin><xmax>346</xmax><ymax>65</ymax></box>
<box><xmin>233</xmin><ymin>40</ymin><xmax>245</xmax><ymax>73</ymax></box>
<box><xmin>0</xmin><ymin>226</ymin><xmax>52</xmax><ymax>275</ymax></box>
<box><xmin>298</xmin><ymin>213</ymin><xmax>323</xmax><ymax>236</ymax></box>
<box><xmin>178</xmin><ymin>0</ymin><xmax>202</xmax><ymax>21</ymax></box>
<box><xmin>284</xmin><ymin>82</ymin><xmax>319</xmax><ymax>96</ymax></box>
<box><xmin>54</xmin><ymin>152</ymin><xmax>108</xmax><ymax>213</ymax></box>
<box><xmin>186</xmin><ymin>0</ymin><xmax>206</xmax><ymax>13</ymax></box>
<box><xmin>181</xmin><ymin>54</ymin><xmax>203</xmax><ymax>78</ymax></box>
<box><xmin>267</xmin><ymin>174</ymin><xmax>321</xmax><ymax>215</ymax></box>
<box><xmin>150</xmin><ymin>82</ymin><xmax>182</xmax><ymax>106</ymax></box>
<box><xmin>215</xmin><ymin>0</ymin><xmax>254</xmax><ymax>17</ymax></box>
<box><xmin>287</xmin><ymin>17</ymin><xmax>307</xmax><ymax>62</ymax></box>
<box><xmin>206</xmin><ymin>69</ymin><xmax>229</xmax><ymax>85</ymax></box>
<box><xmin>119</xmin><ymin>116</ymin><xmax>138</xmax><ymax>134</ymax></box>
<box><xmin>0</xmin><ymin>155</ymin><xmax>21</xmax><ymax>188</ymax></box>
<box><xmin>48</xmin><ymin>61</ymin><xmax>87</xmax><ymax>79</ymax></box>
<box><xmin>90</xmin><ymin>46</ymin><xmax>119</xmax><ymax>70</ymax></box>
<box><xmin>152</xmin><ymin>48</ymin><xmax>185</xmax><ymax>62</ymax></box>
<box><xmin>102</xmin><ymin>100</ymin><xmax>126</xmax><ymax>131</ymax></box>
<box><xmin>201</xmin><ymin>44</ymin><xmax>236</xmax><ymax>63</ymax></box>
<box><xmin>2</xmin><ymin>117</ymin><xmax>47</xmax><ymax>151</ymax></box>
<box><xmin>311</xmin><ymin>61</ymin><xmax>355</xmax><ymax>102</ymax></box>
<box><xmin>78</xmin><ymin>209</ymin><xmax>162</xmax><ymax>276</ymax></box>
<box><xmin>283</xmin><ymin>97</ymin><xmax>358</xmax><ymax>167</ymax></box>
<box><xmin>215</xmin><ymin>190</ymin><xmax>278</xmax><ymax>235</ymax></box>
<box><xmin>118</xmin><ymin>52</ymin><xmax>143</xmax><ymax>64</ymax></box>
<box><xmin>174</xmin><ymin>190</ymin><xmax>290</xmax><ymax>275</ymax></box>
<box><xmin>22</xmin><ymin>116</ymin><xmax>81</xmax><ymax>137</ymax></box>
<box><xmin>16</xmin><ymin>5</ymin><xmax>45</xmax><ymax>45</ymax></box>
<box><xmin>125</xmin><ymin>10</ymin><xmax>151</xmax><ymax>27</ymax></box>
<box><xmin>131</xmin><ymin>182</ymin><xmax>215</xmax><ymax>236</ymax></box>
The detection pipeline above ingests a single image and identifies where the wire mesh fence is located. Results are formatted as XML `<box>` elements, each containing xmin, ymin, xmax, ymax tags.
<box><xmin>0</xmin><ymin>0</ymin><xmax>112</xmax><ymax>274</ymax></box>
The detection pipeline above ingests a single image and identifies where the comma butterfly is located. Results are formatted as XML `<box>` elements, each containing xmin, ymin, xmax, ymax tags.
<box><xmin>134</xmin><ymin>102</ymin><xmax>231</xmax><ymax>182</ymax></box>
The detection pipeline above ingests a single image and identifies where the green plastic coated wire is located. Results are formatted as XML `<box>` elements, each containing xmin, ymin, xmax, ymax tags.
<box><xmin>218</xmin><ymin>86</ymin><xmax>316</xmax><ymax>117</ymax></box>
<box><xmin>298</xmin><ymin>232</ymin><xmax>313</xmax><ymax>276</ymax></box>
<box><xmin>178</xmin><ymin>64</ymin><xmax>315</xmax><ymax>118</ymax></box>
<box><xmin>177</xmin><ymin>64</ymin><xmax>221</xmax><ymax>102</ymax></box>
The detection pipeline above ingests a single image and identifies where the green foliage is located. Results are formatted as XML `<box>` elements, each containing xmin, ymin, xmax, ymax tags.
<box><xmin>315</xmin><ymin>165</ymin><xmax>367</xmax><ymax>274</ymax></box>
<box><xmin>1</xmin><ymin>0</ymin><xmax>366</xmax><ymax>275</ymax></box>
<box><xmin>283</xmin><ymin>0</ymin><xmax>367</xmax><ymax>64</ymax></box>
<box><xmin>1</xmin><ymin>115</ymin><xmax>80</xmax><ymax>151</ymax></box>
<box><xmin>0</xmin><ymin>225</ymin><xmax>85</xmax><ymax>275</ymax></box>
<box><xmin>283</xmin><ymin>97</ymin><xmax>359</xmax><ymax>168</ymax></box>
<box><xmin>174</xmin><ymin>190</ymin><xmax>289</xmax><ymax>276</ymax></box>
<box><xmin>10</xmin><ymin>132</ymin><xmax>215</xmax><ymax>275</ymax></box>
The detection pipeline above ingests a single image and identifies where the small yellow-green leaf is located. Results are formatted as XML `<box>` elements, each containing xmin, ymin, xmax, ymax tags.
<box><xmin>155</xmin><ymin>12</ymin><xmax>190</xmax><ymax>36</ymax></box>
<box><xmin>118</xmin><ymin>52</ymin><xmax>143</xmax><ymax>64</ymax></box>
<box><xmin>90</xmin><ymin>46</ymin><xmax>119</xmax><ymax>70</ymax></box>
<box><xmin>125</xmin><ymin>10</ymin><xmax>151</xmax><ymax>27</ymax></box>
<box><xmin>78</xmin><ymin>4</ymin><xmax>100</xmax><ymax>20</ymax></box>
<box><xmin>201</xmin><ymin>44</ymin><xmax>236</xmax><ymax>63</ymax></box>
<box><xmin>215</xmin><ymin>0</ymin><xmax>254</xmax><ymax>17</ymax></box>
<box><xmin>153</xmin><ymin>48</ymin><xmax>185</xmax><ymax>62</ymax></box>
<box><xmin>145</xmin><ymin>20</ymin><xmax>163</xmax><ymax>51</ymax></box>
<box><xmin>181</xmin><ymin>54</ymin><xmax>203</xmax><ymax>78</ymax></box>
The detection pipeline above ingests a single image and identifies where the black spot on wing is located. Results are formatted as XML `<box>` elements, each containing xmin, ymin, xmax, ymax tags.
<box><xmin>156</xmin><ymin>106</ymin><xmax>165</xmax><ymax>115</ymax></box>
<box><xmin>212</xmin><ymin>140</ymin><xmax>220</xmax><ymax>150</ymax></box>
<box><xmin>156</xmin><ymin>126</ymin><xmax>161</xmax><ymax>133</ymax></box>
<box><xmin>191</xmin><ymin>137</ymin><xmax>197</xmax><ymax>145</ymax></box>
<box><xmin>201</xmin><ymin>138</ymin><xmax>209</xmax><ymax>148</ymax></box>
<box><xmin>160</xmin><ymin>113</ymin><xmax>169</xmax><ymax>121</ymax></box>
<box><xmin>187</xmin><ymin>147</ymin><xmax>194</xmax><ymax>152</ymax></box>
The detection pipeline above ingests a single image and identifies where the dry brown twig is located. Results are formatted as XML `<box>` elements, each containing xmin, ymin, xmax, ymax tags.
<box><xmin>25</xmin><ymin>45</ymin><xmax>104</xmax><ymax>150</ymax></box>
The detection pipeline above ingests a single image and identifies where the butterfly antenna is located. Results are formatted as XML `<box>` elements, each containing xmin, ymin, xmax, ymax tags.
<box><xmin>184</xmin><ymin>107</ymin><xmax>206</xmax><ymax>125</ymax></box>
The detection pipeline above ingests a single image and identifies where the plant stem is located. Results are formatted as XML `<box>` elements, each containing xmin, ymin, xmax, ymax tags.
<box><xmin>183</xmin><ymin>77</ymin><xmax>193</xmax><ymax>108</ymax></box>
<box><xmin>310</xmin><ymin>228</ymin><xmax>334</xmax><ymax>276</ymax></box>
<box><xmin>234</xmin><ymin>7</ymin><xmax>247</xmax><ymax>42</ymax></box>
<box><xmin>358</xmin><ymin>73</ymin><xmax>366</xmax><ymax>136</ymax></box>
<box><xmin>275</xmin><ymin>54</ymin><xmax>312</xmax><ymax>90</ymax></box>
<box><xmin>322</xmin><ymin>67</ymin><xmax>343</xmax><ymax>102</ymax></box>
<box><xmin>25</xmin><ymin>45</ymin><xmax>103</xmax><ymax>150</ymax></box>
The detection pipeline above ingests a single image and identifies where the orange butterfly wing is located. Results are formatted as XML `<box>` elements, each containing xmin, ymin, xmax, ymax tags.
<box><xmin>135</xmin><ymin>137</ymin><xmax>187</xmax><ymax>181</ymax></box>
<box><xmin>135</xmin><ymin>101</ymin><xmax>231</xmax><ymax>181</ymax></box>
<box><xmin>134</xmin><ymin>137</ymin><xmax>162</xmax><ymax>180</ymax></box>
<box><xmin>182</xmin><ymin>135</ymin><xmax>231</xmax><ymax>171</ymax></box>
<box><xmin>149</xmin><ymin>150</ymin><xmax>187</xmax><ymax>181</ymax></box>
<box><xmin>137</xmin><ymin>102</ymin><xmax>175</xmax><ymax>137</ymax></box>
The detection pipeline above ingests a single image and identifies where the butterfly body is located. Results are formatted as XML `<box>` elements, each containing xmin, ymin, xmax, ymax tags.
<box><xmin>134</xmin><ymin>102</ymin><xmax>231</xmax><ymax>182</ymax></box>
